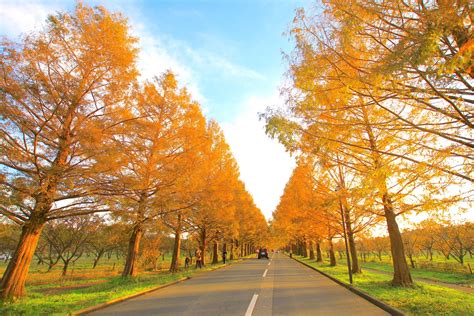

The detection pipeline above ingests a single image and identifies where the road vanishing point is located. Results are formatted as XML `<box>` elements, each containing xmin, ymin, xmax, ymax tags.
<box><xmin>89</xmin><ymin>253</ymin><xmax>388</xmax><ymax>316</ymax></box>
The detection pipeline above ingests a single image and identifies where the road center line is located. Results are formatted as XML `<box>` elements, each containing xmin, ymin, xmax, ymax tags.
<box><xmin>245</xmin><ymin>294</ymin><xmax>259</xmax><ymax>316</ymax></box>
<box><xmin>263</xmin><ymin>269</ymin><xmax>268</xmax><ymax>277</ymax></box>
<box><xmin>268</xmin><ymin>262</ymin><xmax>271</xmax><ymax>266</ymax></box>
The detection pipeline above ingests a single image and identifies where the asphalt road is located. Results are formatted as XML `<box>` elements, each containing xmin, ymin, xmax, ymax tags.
<box><xmin>89</xmin><ymin>253</ymin><xmax>388</xmax><ymax>316</ymax></box>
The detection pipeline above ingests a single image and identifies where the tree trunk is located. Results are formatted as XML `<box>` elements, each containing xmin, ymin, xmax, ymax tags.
<box><xmin>200</xmin><ymin>227</ymin><xmax>207</xmax><ymax>266</ymax></box>
<box><xmin>329</xmin><ymin>238</ymin><xmax>336</xmax><ymax>266</ymax></box>
<box><xmin>230</xmin><ymin>240</ymin><xmax>235</xmax><ymax>260</ymax></box>
<box><xmin>222</xmin><ymin>242</ymin><xmax>227</xmax><ymax>263</ymax></box>
<box><xmin>212</xmin><ymin>241</ymin><xmax>219</xmax><ymax>264</ymax></box>
<box><xmin>93</xmin><ymin>250</ymin><xmax>104</xmax><ymax>269</ymax></box>
<box><xmin>384</xmin><ymin>193</ymin><xmax>413</xmax><ymax>286</ymax></box>
<box><xmin>122</xmin><ymin>224</ymin><xmax>143</xmax><ymax>277</ymax></box>
<box><xmin>344</xmin><ymin>209</ymin><xmax>361</xmax><ymax>273</ymax></box>
<box><xmin>169</xmin><ymin>214</ymin><xmax>182</xmax><ymax>273</ymax></box>
<box><xmin>363</xmin><ymin>109</ymin><xmax>413</xmax><ymax>286</ymax></box>
<box><xmin>240</xmin><ymin>242</ymin><xmax>244</xmax><ymax>257</ymax></box>
<box><xmin>1</xmin><ymin>221</ymin><xmax>45</xmax><ymax>300</ymax></box>
<box><xmin>309</xmin><ymin>240</ymin><xmax>315</xmax><ymax>260</ymax></box>
<box><xmin>347</xmin><ymin>231</ymin><xmax>360</xmax><ymax>273</ymax></box>
<box><xmin>62</xmin><ymin>260</ymin><xmax>70</xmax><ymax>277</ymax></box>
<box><xmin>316</xmin><ymin>242</ymin><xmax>323</xmax><ymax>262</ymax></box>
<box><xmin>302</xmin><ymin>240</ymin><xmax>308</xmax><ymax>257</ymax></box>
<box><xmin>408</xmin><ymin>254</ymin><xmax>415</xmax><ymax>269</ymax></box>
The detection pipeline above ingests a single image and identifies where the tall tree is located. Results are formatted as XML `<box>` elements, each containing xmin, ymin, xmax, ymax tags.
<box><xmin>190</xmin><ymin>121</ymin><xmax>239</xmax><ymax>265</ymax></box>
<box><xmin>264</xmin><ymin>1</ymin><xmax>469</xmax><ymax>286</ymax></box>
<box><xmin>106</xmin><ymin>72</ymin><xmax>207</xmax><ymax>277</ymax></box>
<box><xmin>0</xmin><ymin>4</ymin><xmax>137</xmax><ymax>299</ymax></box>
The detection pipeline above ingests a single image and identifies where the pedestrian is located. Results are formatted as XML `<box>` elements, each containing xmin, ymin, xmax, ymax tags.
<box><xmin>195</xmin><ymin>249</ymin><xmax>202</xmax><ymax>269</ymax></box>
<box><xmin>222</xmin><ymin>250</ymin><xmax>227</xmax><ymax>264</ymax></box>
<box><xmin>185</xmin><ymin>256</ymin><xmax>190</xmax><ymax>269</ymax></box>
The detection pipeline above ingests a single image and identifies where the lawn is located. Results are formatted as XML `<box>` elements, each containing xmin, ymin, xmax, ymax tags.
<box><xmin>294</xmin><ymin>256</ymin><xmax>474</xmax><ymax>316</ymax></box>
<box><xmin>361</xmin><ymin>261</ymin><xmax>473</xmax><ymax>286</ymax></box>
<box><xmin>0</xmin><ymin>254</ymin><xmax>238</xmax><ymax>315</ymax></box>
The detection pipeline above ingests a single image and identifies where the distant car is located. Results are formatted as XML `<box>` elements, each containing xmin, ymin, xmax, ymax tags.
<box><xmin>258</xmin><ymin>248</ymin><xmax>269</xmax><ymax>259</ymax></box>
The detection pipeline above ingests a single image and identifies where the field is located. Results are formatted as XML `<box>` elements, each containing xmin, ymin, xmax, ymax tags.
<box><xmin>293</xmin><ymin>255</ymin><xmax>474</xmax><ymax>316</ymax></box>
<box><xmin>0</xmin><ymin>253</ymin><xmax>237</xmax><ymax>315</ymax></box>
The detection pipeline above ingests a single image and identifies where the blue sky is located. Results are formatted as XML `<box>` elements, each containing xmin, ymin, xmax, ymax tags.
<box><xmin>125</xmin><ymin>0</ymin><xmax>306</xmax><ymax>121</ymax></box>
<box><xmin>0</xmin><ymin>0</ymin><xmax>308</xmax><ymax>219</ymax></box>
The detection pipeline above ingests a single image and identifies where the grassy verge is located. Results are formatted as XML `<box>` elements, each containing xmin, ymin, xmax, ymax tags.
<box><xmin>294</xmin><ymin>256</ymin><xmax>474</xmax><ymax>316</ymax></box>
<box><xmin>0</xmin><ymin>262</ymin><xmax>229</xmax><ymax>315</ymax></box>
<box><xmin>361</xmin><ymin>261</ymin><xmax>473</xmax><ymax>286</ymax></box>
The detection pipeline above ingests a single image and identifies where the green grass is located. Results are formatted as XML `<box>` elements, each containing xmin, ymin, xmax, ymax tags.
<box><xmin>362</xmin><ymin>261</ymin><xmax>473</xmax><ymax>286</ymax></box>
<box><xmin>361</xmin><ymin>253</ymin><xmax>474</xmax><ymax>274</ymax></box>
<box><xmin>0</xmin><ymin>256</ymin><xmax>232</xmax><ymax>315</ymax></box>
<box><xmin>294</xmin><ymin>256</ymin><xmax>474</xmax><ymax>316</ymax></box>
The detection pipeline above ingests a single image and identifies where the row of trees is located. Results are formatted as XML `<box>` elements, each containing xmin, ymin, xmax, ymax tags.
<box><xmin>265</xmin><ymin>0</ymin><xmax>472</xmax><ymax>286</ymax></box>
<box><xmin>278</xmin><ymin>214</ymin><xmax>473</xmax><ymax>270</ymax></box>
<box><xmin>0</xmin><ymin>4</ymin><xmax>267</xmax><ymax>300</ymax></box>
<box><xmin>1</xmin><ymin>218</ymin><xmax>128</xmax><ymax>275</ymax></box>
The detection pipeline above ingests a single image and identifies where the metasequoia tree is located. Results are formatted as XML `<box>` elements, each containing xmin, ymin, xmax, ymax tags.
<box><xmin>139</xmin><ymin>230</ymin><xmax>164</xmax><ymax>271</ymax></box>
<box><xmin>264</xmin><ymin>0</ymin><xmax>470</xmax><ymax>286</ymax></box>
<box><xmin>271</xmin><ymin>159</ymin><xmax>341</xmax><ymax>265</ymax></box>
<box><xmin>322</xmin><ymin>0</ymin><xmax>473</xmax><ymax>182</ymax></box>
<box><xmin>0</xmin><ymin>4</ymin><xmax>137</xmax><ymax>299</ymax></box>
<box><xmin>234</xmin><ymin>181</ymin><xmax>267</xmax><ymax>258</ymax></box>
<box><xmin>106</xmin><ymin>72</ymin><xmax>207</xmax><ymax>277</ymax></box>
<box><xmin>189</xmin><ymin>121</ymin><xmax>239</xmax><ymax>265</ymax></box>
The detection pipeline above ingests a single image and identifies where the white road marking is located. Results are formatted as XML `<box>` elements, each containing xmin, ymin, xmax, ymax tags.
<box><xmin>268</xmin><ymin>262</ymin><xmax>271</xmax><ymax>266</ymax></box>
<box><xmin>263</xmin><ymin>269</ymin><xmax>268</xmax><ymax>277</ymax></box>
<box><xmin>245</xmin><ymin>294</ymin><xmax>259</xmax><ymax>316</ymax></box>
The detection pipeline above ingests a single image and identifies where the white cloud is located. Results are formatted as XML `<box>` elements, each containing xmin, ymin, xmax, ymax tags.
<box><xmin>0</xmin><ymin>1</ymin><xmax>60</xmax><ymax>38</ymax></box>
<box><xmin>221</xmin><ymin>92</ymin><xmax>296</xmax><ymax>220</ymax></box>
<box><xmin>208</xmin><ymin>54</ymin><xmax>265</xmax><ymax>80</ymax></box>
<box><xmin>133</xmin><ymin>28</ymin><xmax>208</xmax><ymax>105</ymax></box>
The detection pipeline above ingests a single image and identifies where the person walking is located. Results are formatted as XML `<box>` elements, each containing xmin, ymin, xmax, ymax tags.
<box><xmin>222</xmin><ymin>250</ymin><xmax>227</xmax><ymax>264</ymax></box>
<box><xmin>195</xmin><ymin>249</ymin><xmax>202</xmax><ymax>269</ymax></box>
<box><xmin>185</xmin><ymin>256</ymin><xmax>190</xmax><ymax>269</ymax></box>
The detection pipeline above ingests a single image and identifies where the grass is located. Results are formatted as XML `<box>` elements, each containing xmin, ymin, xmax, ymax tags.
<box><xmin>294</xmin><ymin>255</ymin><xmax>474</xmax><ymax>316</ymax></box>
<box><xmin>361</xmin><ymin>253</ymin><xmax>474</xmax><ymax>275</ymax></box>
<box><xmin>0</xmin><ymin>254</ymin><xmax>238</xmax><ymax>315</ymax></box>
<box><xmin>361</xmin><ymin>261</ymin><xmax>473</xmax><ymax>286</ymax></box>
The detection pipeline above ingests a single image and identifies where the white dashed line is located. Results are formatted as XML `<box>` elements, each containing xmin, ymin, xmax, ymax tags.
<box><xmin>263</xmin><ymin>269</ymin><xmax>268</xmax><ymax>277</ymax></box>
<box><xmin>268</xmin><ymin>262</ymin><xmax>271</xmax><ymax>266</ymax></box>
<box><xmin>245</xmin><ymin>294</ymin><xmax>259</xmax><ymax>316</ymax></box>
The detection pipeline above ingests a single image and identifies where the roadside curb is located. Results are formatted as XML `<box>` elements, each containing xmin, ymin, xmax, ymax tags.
<box><xmin>289</xmin><ymin>255</ymin><xmax>405</xmax><ymax>316</ymax></box>
<box><xmin>71</xmin><ymin>260</ymin><xmax>242</xmax><ymax>315</ymax></box>
<box><xmin>71</xmin><ymin>276</ymin><xmax>190</xmax><ymax>315</ymax></box>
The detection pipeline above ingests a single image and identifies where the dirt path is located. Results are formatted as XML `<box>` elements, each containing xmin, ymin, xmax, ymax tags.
<box><xmin>363</xmin><ymin>267</ymin><xmax>474</xmax><ymax>294</ymax></box>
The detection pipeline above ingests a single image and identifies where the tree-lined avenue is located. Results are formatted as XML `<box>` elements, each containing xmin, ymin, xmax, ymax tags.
<box><xmin>89</xmin><ymin>254</ymin><xmax>387</xmax><ymax>316</ymax></box>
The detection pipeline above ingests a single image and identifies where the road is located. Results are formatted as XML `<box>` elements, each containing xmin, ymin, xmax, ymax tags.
<box><xmin>89</xmin><ymin>253</ymin><xmax>388</xmax><ymax>316</ymax></box>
